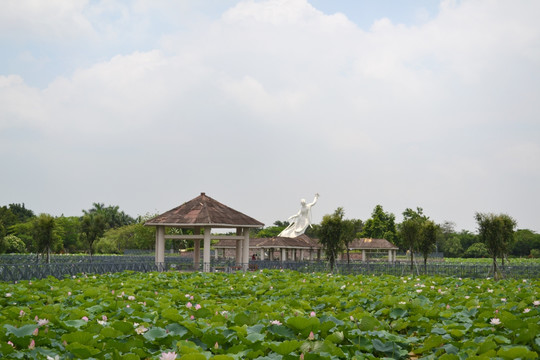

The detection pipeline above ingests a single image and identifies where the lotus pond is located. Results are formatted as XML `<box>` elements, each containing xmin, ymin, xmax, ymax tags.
<box><xmin>0</xmin><ymin>270</ymin><xmax>539</xmax><ymax>359</ymax></box>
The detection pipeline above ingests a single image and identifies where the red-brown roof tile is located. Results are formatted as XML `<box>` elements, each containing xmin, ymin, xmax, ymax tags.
<box><xmin>145</xmin><ymin>192</ymin><xmax>264</xmax><ymax>228</ymax></box>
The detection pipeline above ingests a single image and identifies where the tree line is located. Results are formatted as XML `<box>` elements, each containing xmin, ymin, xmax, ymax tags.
<box><xmin>1</xmin><ymin>203</ymin><xmax>539</xmax><ymax>271</ymax></box>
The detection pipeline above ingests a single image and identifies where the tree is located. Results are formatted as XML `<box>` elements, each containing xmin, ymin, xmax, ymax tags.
<box><xmin>55</xmin><ymin>216</ymin><xmax>82</xmax><ymax>253</ymax></box>
<box><xmin>33</xmin><ymin>214</ymin><xmax>60</xmax><ymax>263</ymax></box>
<box><xmin>400</xmin><ymin>217</ymin><xmax>422</xmax><ymax>272</ymax></box>
<box><xmin>341</xmin><ymin>218</ymin><xmax>362</xmax><ymax>264</ymax></box>
<box><xmin>80</xmin><ymin>213</ymin><xmax>106</xmax><ymax>256</ymax></box>
<box><xmin>256</xmin><ymin>221</ymin><xmax>289</xmax><ymax>238</ymax></box>
<box><xmin>318</xmin><ymin>208</ymin><xmax>345</xmax><ymax>271</ymax></box>
<box><xmin>8</xmin><ymin>203</ymin><xmax>35</xmax><ymax>223</ymax></box>
<box><xmin>510</xmin><ymin>229</ymin><xmax>540</xmax><ymax>257</ymax></box>
<box><xmin>360</xmin><ymin>205</ymin><xmax>397</xmax><ymax>245</ymax></box>
<box><xmin>475</xmin><ymin>212</ymin><xmax>516</xmax><ymax>280</ymax></box>
<box><xmin>83</xmin><ymin>203</ymin><xmax>135</xmax><ymax>229</ymax></box>
<box><xmin>418</xmin><ymin>220</ymin><xmax>438</xmax><ymax>272</ymax></box>
<box><xmin>399</xmin><ymin>207</ymin><xmax>429</xmax><ymax>272</ymax></box>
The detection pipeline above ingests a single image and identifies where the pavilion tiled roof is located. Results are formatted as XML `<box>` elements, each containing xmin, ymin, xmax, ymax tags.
<box><xmin>145</xmin><ymin>192</ymin><xmax>264</xmax><ymax>228</ymax></box>
<box><xmin>347</xmin><ymin>238</ymin><xmax>399</xmax><ymax>250</ymax></box>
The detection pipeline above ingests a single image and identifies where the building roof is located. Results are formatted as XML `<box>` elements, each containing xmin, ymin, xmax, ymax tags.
<box><xmin>347</xmin><ymin>238</ymin><xmax>399</xmax><ymax>250</ymax></box>
<box><xmin>145</xmin><ymin>192</ymin><xmax>264</xmax><ymax>228</ymax></box>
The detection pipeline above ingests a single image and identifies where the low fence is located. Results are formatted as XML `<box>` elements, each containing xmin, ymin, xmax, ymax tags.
<box><xmin>1</xmin><ymin>255</ymin><xmax>539</xmax><ymax>281</ymax></box>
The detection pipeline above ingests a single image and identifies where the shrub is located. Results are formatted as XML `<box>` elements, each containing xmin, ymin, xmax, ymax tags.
<box><xmin>463</xmin><ymin>242</ymin><xmax>489</xmax><ymax>258</ymax></box>
<box><xmin>0</xmin><ymin>235</ymin><xmax>27</xmax><ymax>253</ymax></box>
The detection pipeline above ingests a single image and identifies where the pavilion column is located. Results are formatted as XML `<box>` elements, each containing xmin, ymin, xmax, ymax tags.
<box><xmin>300</xmin><ymin>249</ymin><xmax>304</xmax><ymax>261</ymax></box>
<box><xmin>235</xmin><ymin>228</ymin><xmax>242</xmax><ymax>266</ymax></box>
<box><xmin>281</xmin><ymin>248</ymin><xmax>286</xmax><ymax>262</ymax></box>
<box><xmin>309</xmin><ymin>249</ymin><xmax>314</xmax><ymax>260</ymax></box>
<box><xmin>388</xmin><ymin>250</ymin><xmax>392</xmax><ymax>263</ymax></box>
<box><xmin>362</xmin><ymin>250</ymin><xmax>366</xmax><ymax>262</ymax></box>
<box><xmin>203</xmin><ymin>226</ymin><xmax>211</xmax><ymax>272</ymax></box>
<box><xmin>155</xmin><ymin>226</ymin><xmax>165</xmax><ymax>269</ymax></box>
<box><xmin>242</xmin><ymin>228</ymin><xmax>250</xmax><ymax>271</ymax></box>
<box><xmin>193</xmin><ymin>228</ymin><xmax>200</xmax><ymax>270</ymax></box>
<box><xmin>260</xmin><ymin>248</ymin><xmax>265</xmax><ymax>260</ymax></box>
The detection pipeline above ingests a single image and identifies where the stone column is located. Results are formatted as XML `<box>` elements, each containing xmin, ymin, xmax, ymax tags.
<box><xmin>193</xmin><ymin>228</ymin><xmax>200</xmax><ymax>270</ymax></box>
<box><xmin>236</xmin><ymin>228</ymin><xmax>242</xmax><ymax>266</ymax></box>
<box><xmin>260</xmin><ymin>248</ymin><xmax>265</xmax><ymax>260</ymax></box>
<box><xmin>155</xmin><ymin>226</ymin><xmax>165</xmax><ymax>269</ymax></box>
<box><xmin>242</xmin><ymin>228</ymin><xmax>250</xmax><ymax>271</ymax></box>
<box><xmin>281</xmin><ymin>248</ymin><xmax>286</xmax><ymax>262</ymax></box>
<box><xmin>388</xmin><ymin>250</ymin><xmax>392</xmax><ymax>263</ymax></box>
<box><xmin>362</xmin><ymin>250</ymin><xmax>366</xmax><ymax>262</ymax></box>
<box><xmin>203</xmin><ymin>226</ymin><xmax>211</xmax><ymax>272</ymax></box>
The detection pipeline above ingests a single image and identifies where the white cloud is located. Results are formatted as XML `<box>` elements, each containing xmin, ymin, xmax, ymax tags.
<box><xmin>1</xmin><ymin>0</ymin><xmax>539</xmax><ymax>231</ymax></box>
<box><xmin>0</xmin><ymin>0</ymin><xmax>95</xmax><ymax>41</ymax></box>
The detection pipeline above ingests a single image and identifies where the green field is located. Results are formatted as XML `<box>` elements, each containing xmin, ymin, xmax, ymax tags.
<box><xmin>1</xmin><ymin>270</ymin><xmax>539</xmax><ymax>359</ymax></box>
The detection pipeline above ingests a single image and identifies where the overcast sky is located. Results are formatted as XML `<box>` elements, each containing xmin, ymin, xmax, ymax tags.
<box><xmin>1</xmin><ymin>0</ymin><xmax>539</xmax><ymax>233</ymax></box>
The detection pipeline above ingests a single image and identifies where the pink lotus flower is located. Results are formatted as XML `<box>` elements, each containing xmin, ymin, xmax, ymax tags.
<box><xmin>195</xmin><ymin>304</ymin><xmax>201</xmax><ymax>310</ymax></box>
<box><xmin>160</xmin><ymin>351</ymin><xmax>177</xmax><ymax>360</ymax></box>
<box><xmin>7</xmin><ymin>341</ymin><xmax>14</xmax><ymax>347</ymax></box>
<box><xmin>82</xmin><ymin>316</ymin><xmax>89</xmax><ymax>322</ymax></box>
<box><xmin>190</xmin><ymin>315</ymin><xmax>195</xmax><ymax>320</ymax></box>
<box><xmin>102</xmin><ymin>315</ymin><xmax>107</xmax><ymax>321</ymax></box>
<box><xmin>270</xmin><ymin>320</ymin><xmax>282</xmax><ymax>325</ymax></box>
<box><xmin>19</xmin><ymin>310</ymin><xmax>25</xmax><ymax>317</ymax></box>
<box><xmin>308</xmin><ymin>331</ymin><xmax>315</xmax><ymax>340</ymax></box>
<box><xmin>310</xmin><ymin>311</ymin><xmax>316</xmax><ymax>317</ymax></box>
<box><xmin>128</xmin><ymin>295</ymin><xmax>135</xmax><ymax>301</ymax></box>
<box><xmin>186</xmin><ymin>302</ymin><xmax>193</xmax><ymax>308</ymax></box>
<box><xmin>28</xmin><ymin>339</ymin><xmax>35</xmax><ymax>349</ymax></box>
<box><xmin>524</xmin><ymin>308</ymin><xmax>531</xmax><ymax>313</ymax></box>
<box><xmin>37</xmin><ymin>318</ymin><xmax>49</xmax><ymax>326</ymax></box>
<box><xmin>214</xmin><ymin>342</ymin><xmax>219</xmax><ymax>350</ymax></box>
<box><xmin>490</xmin><ymin>318</ymin><xmax>501</xmax><ymax>325</ymax></box>
<box><xmin>33</xmin><ymin>328</ymin><xmax>39</xmax><ymax>336</ymax></box>
<box><xmin>68</xmin><ymin>291</ymin><xmax>71</xmax><ymax>296</ymax></box>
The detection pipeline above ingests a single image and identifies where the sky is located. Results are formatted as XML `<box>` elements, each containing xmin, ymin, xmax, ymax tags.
<box><xmin>1</xmin><ymin>0</ymin><xmax>539</xmax><ymax>233</ymax></box>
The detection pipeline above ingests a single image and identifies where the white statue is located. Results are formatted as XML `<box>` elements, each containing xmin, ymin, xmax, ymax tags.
<box><xmin>278</xmin><ymin>193</ymin><xmax>319</xmax><ymax>238</ymax></box>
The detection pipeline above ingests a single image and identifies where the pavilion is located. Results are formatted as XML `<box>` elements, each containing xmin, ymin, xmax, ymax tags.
<box><xmin>144</xmin><ymin>192</ymin><xmax>264</xmax><ymax>272</ymax></box>
<box><xmin>213</xmin><ymin>234</ymin><xmax>323</xmax><ymax>261</ymax></box>
<box><xmin>345</xmin><ymin>238</ymin><xmax>399</xmax><ymax>262</ymax></box>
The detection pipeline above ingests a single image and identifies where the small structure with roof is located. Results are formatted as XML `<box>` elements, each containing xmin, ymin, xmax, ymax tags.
<box><xmin>345</xmin><ymin>238</ymin><xmax>399</xmax><ymax>262</ymax></box>
<box><xmin>214</xmin><ymin>234</ymin><xmax>322</xmax><ymax>261</ymax></box>
<box><xmin>144</xmin><ymin>192</ymin><xmax>264</xmax><ymax>272</ymax></box>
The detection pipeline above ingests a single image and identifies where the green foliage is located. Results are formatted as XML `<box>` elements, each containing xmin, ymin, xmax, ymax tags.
<box><xmin>442</xmin><ymin>236</ymin><xmax>464</xmax><ymax>258</ymax></box>
<box><xmin>360</xmin><ymin>205</ymin><xmax>397</xmax><ymax>245</ymax></box>
<box><xmin>7</xmin><ymin>203</ymin><xmax>35</xmax><ymax>223</ymax></box>
<box><xmin>475</xmin><ymin>212</ymin><xmax>517</xmax><ymax>279</ymax></box>
<box><xmin>83</xmin><ymin>203</ymin><xmax>135</xmax><ymax>229</ymax></box>
<box><xmin>530</xmin><ymin>249</ymin><xmax>540</xmax><ymax>258</ymax></box>
<box><xmin>318</xmin><ymin>208</ymin><xmax>346</xmax><ymax>270</ymax></box>
<box><xmin>511</xmin><ymin>229</ymin><xmax>540</xmax><ymax>257</ymax></box>
<box><xmin>33</xmin><ymin>213</ymin><xmax>62</xmax><ymax>262</ymax></box>
<box><xmin>418</xmin><ymin>220</ymin><xmax>438</xmax><ymax>268</ymax></box>
<box><xmin>0</xmin><ymin>234</ymin><xmax>26</xmax><ymax>253</ymax></box>
<box><xmin>55</xmin><ymin>216</ymin><xmax>82</xmax><ymax>253</ymax></box>
<box><xmin>464</xmin><ymin>242</ymin><xmax>489</xmax><ymax>258</ymax></box>
<box><xmin>0</xmin><ymin>206</ymin><xmax>17</xmax><ymax>231</ymax></box>
<box><xmin>0</xmin><ymin>270</ymin><xmax>538</xmax><ymax>359</ymax></box>
<box><xmin>80</xmin><ymin>213</ymin><xmax>106</xmax><ymax>256</ymax></box>
<box><xmin>10</xmin><ymin>221</ymin><xmax>35</xmax><ymax>252</ymax></box>
<box><xmin>256</xmin><ymin>225</ymin><xmax>286</xmax><ymax>238</ymax></box>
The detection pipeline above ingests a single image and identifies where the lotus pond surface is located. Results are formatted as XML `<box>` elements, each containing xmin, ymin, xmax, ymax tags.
<box><xmin>1</xmin><ymin>270</ymin><xmax>539</xmax><ymax>359</ymax></box>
